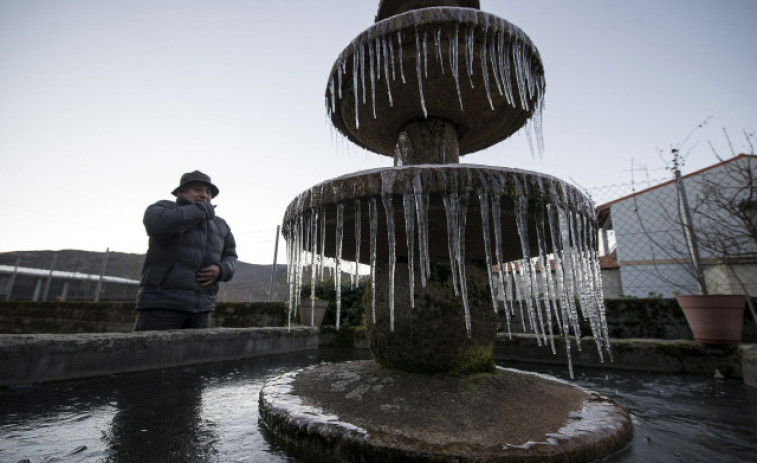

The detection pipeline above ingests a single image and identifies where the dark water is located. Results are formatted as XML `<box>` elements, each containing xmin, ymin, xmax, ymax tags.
<box><xmin>1</xmin><ymin>349</ymin><xmax>755</xmax><ymax>463</ymax></box>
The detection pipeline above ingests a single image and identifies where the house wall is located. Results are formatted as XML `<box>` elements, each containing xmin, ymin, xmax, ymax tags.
<box><xmin>605</xmin><ymin>157</ymin><xmax>757</xmax><ymax>297</ymax></box>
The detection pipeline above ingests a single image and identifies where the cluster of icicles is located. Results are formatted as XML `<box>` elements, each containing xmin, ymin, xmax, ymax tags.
<box><xmin>284</xmin><ymin>168</ymin><xmax>612</xmax><ymax>375</ymax></box>
<box><xmin>326</xmin><ymin>8</ymin><xmax>546</xmax><ymax>156</ymax></box>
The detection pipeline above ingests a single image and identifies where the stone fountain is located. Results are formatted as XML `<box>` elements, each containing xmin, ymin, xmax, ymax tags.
<box><xmin>260</xmin><ymin>1</ymin><xmax>632</xmax><ymax>461</ymax></box>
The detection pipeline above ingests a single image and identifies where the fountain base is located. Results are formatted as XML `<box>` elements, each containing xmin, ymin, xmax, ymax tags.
<box><xmin>259</xmin><ymin>361</ymin><xmax>633</xmax><ymax>462</ymax></box>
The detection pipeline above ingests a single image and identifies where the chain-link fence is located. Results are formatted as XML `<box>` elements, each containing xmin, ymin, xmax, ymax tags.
<box><xmin>0</xmin><ymin>250</ymin><xmax>142</xmax><ymax>302</ymax></box>
<box><xmin>0</xmin><ymin>249</ymin><xmax>290</xmax><ymax>303</ymax></box>
<box><xmin>591</xmin><ymin>154</ymin><xmax>757</xmax><ymax>298</ymax></box>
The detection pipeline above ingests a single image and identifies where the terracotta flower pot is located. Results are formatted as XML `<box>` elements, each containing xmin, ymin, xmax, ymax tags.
<box><xmin>300</xmin><ymin>300</ymin><xmax>329</xmax><ymax>327</ymax></box>
<box><xmin>676</xmin><ymin>294</ymin><xmax>746</xmax><ymax>345</ymax></box>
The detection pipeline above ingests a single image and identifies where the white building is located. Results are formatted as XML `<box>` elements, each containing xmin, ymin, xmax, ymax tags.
<box><xmin>596</xmin><ymin>154</ymin><xmax>757</xmax><ymax>298</ymax></box>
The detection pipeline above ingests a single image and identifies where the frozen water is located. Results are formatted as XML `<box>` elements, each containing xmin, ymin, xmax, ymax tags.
<box><xmin>326</xmin><ymin>7</ymin><xmax>545</xmax><ymax>158</ymax></box>
<box><xmin>282</xmin><ymin>167</ymin><xmax>611</xmax><ymax>374</ymax></box>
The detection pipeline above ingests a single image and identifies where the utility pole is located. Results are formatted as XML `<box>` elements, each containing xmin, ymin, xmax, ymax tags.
<box><xmin>268</xmin><ymin>226</ymin><xmax>280</xmax><ymax>302</ymax></box>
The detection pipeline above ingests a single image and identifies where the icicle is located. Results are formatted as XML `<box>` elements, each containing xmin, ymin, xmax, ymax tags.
<box><xmin>513</xmin><ymin>177</ymin><xmax>546</xmax><ymax>344</ymax></box>
<box><xmin>500</xmin><ymin>30</ymin><xmax>515</xmax><ymax>108</ymax></box>
<box><xmin>337</xmin><ymin>63</ymin><xmax>343</xmax><ymax>100</ymax></box>
<box><xmin>296</xmin><ymin>215</ymin><xmax>305</xmax><ymax>322</ymax></box>
<box><xmin>318</xmin><ymin>206</ymin><xmax>326</xmax><ymax>281</ymax></box>
<box><xmin>413</xmin><ymin>172</ymin><xmax>429</xmax><ymax>288</ymax></box>
<box><xmin>556</xmin><ymin>204</ymin><xmax>581</xmax><ymax>350</ymax></box>
<box><xmin>451</xmin><ymin>24</ymin><xmax>463</xmax><ymax>111</ymax></box>
<box><xmin>352</xmin><ymin>42</ymin><xmax>360</xmax><ymax>129</ymax></box>
<box><xmin>505</xmin><ymin>262</ymin><xmax>517</xmax><ymax>329</ymax></box>
<box><xmin>309</xmin><ymin>209</ymin><xmax>318</xmax><ymax>325</ymax></box>
<box><xmin>435</xmin><ymin>27</ymin><xmax>444</xmax><ymax>75</ymax></box>
<box><xmin>328</xmin><ymin>77</ymin><xmax>336</xmax><ymax>114</ymax></box>
<box><xmin>369</xmin><ymin>32</ymin><xmax>377</xmax><ymax>119</ymax></box>
<box><xmin>481</xmin><ymin>22</ymin><xmax>494</xmax><ymax>110</ymax></box>
<box><xmin>443</xmin><ymin>189</ymin><xmax>470</xmax><ymax>335</ymax></box>
<box><xmin>375</xmin><ymin>36</ymin><xmax>381</xmax><ymax>81</ymax></box>
<box><xmin>382</xmin><ymin>36</ymin><xmax>393</xmax><ymax>106</ymax></box>
<box><xmin>478</xmin><ymin>190</ymin><xmax>498</xmax><ymax>312</ymax></box>
<box><xmin>535</xmin><ymin>203</ymin><xmax>557</xmax><ymax>354</ymax></box>
<box><xmin>382</xmin><ymin>193</ymin><xmax>396</xmax><ymax>332</ymax></box>
<box><xmin>398</xmin><ymin>31</ymin><xmax>406</xmax><ymax>83</ymax></box>
<box><xmin>389</xmin><ymin>34</ymin><xmax>396</xmax><ymax>81</ymax></box>
<box><xmin>285</xmin><ymin>224</ymin><xmax>294</xmax><ymax>330</ymax></box>
<box><xmin>360</xmin><ymin>42</ymin><xmax>366</xmax><ymax>104</ymax></box>
<box><xmin>422</xmin><ymin>30</ymin><xmax>428</xmax><ymax>78</ymax></box>
<box><xmin>546</xmin><ymin>206</ymin><xmax>566</xmax><ymax>327</ymax></box>
<box><xmin>489</xmin><ymin>28</ymin><xmax>503</xmax><ymax>96</ymax></box>
<box><xmin>353</xmin><ymin>199</ymin><xmax>362</xmax><ymax>289</ymax></box>
<box><xmin>491</xmin><ymin>193</ymin><xmax>512</xmax><ymax>335</ymax></box>
<box><xmin>415</xmin><ymin>26</ymin><xmax>427</xmax><ymax>118</ymax></box>
<box><xmin>369</xmin><ymin>197</ymin><xmax>378</xmax><ymax>323</ymax></box>
<box><xmin>335</xmin><ymin>203</ymin><xmax>344</xmax><ymax>329</ymax></box>
<box><xmin>465</xmin><ymin>25</ymin><xmax>475</xmax><ymax>89</ymax></box>
<box><xmin>457</xmin><ymin>193</ymin><xmax>471</xmax><ymax>337</ymax></box>
<box><xmin>442</xmin><ymin>193</ymin><xmax>459</xmax><ymax>296</ymax></box>
<box><xmin>403</xmin><ymin>193</ymin><xmax>416</xmax><ymax>309</ymax></box>
<box><xmin>302</xmin><ymin>210</ymin><xmax>312</xmax><ymax>326</ymax></box>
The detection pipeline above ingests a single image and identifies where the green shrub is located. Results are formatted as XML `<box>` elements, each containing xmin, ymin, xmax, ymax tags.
<box><xmin>300</xmin><ymin>278</ymin><xmax>367</xmax><ymax>327</ymax></box>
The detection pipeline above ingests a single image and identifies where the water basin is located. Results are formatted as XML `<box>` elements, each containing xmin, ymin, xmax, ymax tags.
<box><xmin>1</xmin><ymin>348</ymin><xmax>755</xmax><ymax>462</ymax></box>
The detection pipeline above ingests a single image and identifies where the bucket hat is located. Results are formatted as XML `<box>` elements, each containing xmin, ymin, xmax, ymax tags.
<box><xmin>171</xmin><ymin>170</ymin><xmax>220</xmax><ymax>198</ymax></box>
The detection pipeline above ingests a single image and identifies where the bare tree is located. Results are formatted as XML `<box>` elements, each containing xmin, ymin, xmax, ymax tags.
<box><xmin>691</xmin><ymin>129</ymin><xmax>757</xmax><ymax>326</ymax></box>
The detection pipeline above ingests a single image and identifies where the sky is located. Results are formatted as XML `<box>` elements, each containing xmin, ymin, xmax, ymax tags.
<box><xmin>1</xmin><ymin>0</ymin><xmax>755</xmax><ymax>265</ymax></box>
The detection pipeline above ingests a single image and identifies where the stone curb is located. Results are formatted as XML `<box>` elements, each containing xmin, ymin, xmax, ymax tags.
<box><xmin>0</xmin><ymin>327</ymin><xmax>318</xmax><ymax>387</ymax></box>
<box><xmin>742</xmin><ymin>344</ymin><xmax>757</xmax><ymax>388</ymax></box>
<box><xmin>494</xmin><ymin>333</ymin><xmax>754</xmax><ymax>380</ymax></box>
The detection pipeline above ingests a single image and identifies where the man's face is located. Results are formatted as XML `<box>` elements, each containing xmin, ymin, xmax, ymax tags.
<box><xmin>178</xmin><ymin>182</ymin><xmax>213</xmax><ymax>203</ymax></box>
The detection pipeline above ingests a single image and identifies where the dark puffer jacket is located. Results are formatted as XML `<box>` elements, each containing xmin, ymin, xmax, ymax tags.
<box><xmin>135</xmin><ymin>197</ymin><xmax>237</xmax><ymax>313</ymax></box>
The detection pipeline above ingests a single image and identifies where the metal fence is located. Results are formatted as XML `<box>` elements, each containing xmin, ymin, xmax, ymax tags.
<box><xmin>591</xmin><ymin>154</ymin><xmax>757</xmax><ymax>298</ymax></box>
<box><xmin>0</xmin><ymin>249</ymin><xmax>141</xmax><ymax>302</ymax></box>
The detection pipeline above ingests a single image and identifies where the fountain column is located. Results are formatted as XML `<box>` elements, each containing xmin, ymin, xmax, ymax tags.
<box><xmin>395</xmin><ymin>118</ymin><xmax>460</xmax><ymax>165</ymax></box>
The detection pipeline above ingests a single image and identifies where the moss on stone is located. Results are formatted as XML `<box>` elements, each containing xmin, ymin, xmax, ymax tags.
<box><xmin>450</xmin><ymin>343</ymin><xmax>496</xmax><ymax>376</ymax></box>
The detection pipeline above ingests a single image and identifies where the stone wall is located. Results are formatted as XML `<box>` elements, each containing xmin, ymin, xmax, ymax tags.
<box><xmin>2</xmin><ymin>298</ymin><xmax>756</xmax><ymax>343</ymax></box>
<box><xmin>499</xmin><ymin>298</ymin><xmax>757</xmax><ymax>343</ymax></box>
<box><xmin>0</xmin><ymin>301</ymin><xmax>288</xmax><ymax>334</ymax></box>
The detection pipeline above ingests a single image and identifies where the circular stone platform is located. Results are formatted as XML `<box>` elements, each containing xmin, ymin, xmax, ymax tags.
<box><xmin>259</xmin><ymin>361</ymin><xmax>633</xmax><ymax>462</ymax></box>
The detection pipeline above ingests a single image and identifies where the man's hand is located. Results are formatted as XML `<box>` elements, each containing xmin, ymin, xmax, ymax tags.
<box><xmin>194</xmin><ymin>201</ymin><xmax>215</xmax><ymax>220</ymax></box>
<box><xmin>196</xmin><ymin>264</ymin><xmax>221</xmax><ymax>286</ymax></box>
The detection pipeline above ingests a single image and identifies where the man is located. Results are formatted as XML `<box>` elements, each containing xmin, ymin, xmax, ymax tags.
<box><xmin>134</xmin><ymin>170</ymin><xmax>237</xmax><ymax>330</ymax></box>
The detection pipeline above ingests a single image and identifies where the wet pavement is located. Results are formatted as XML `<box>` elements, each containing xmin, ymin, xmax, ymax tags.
<box><xmin>1</xmin><ymin>348</ymin><xmax>755</xmax><ymax>462</ymax></box>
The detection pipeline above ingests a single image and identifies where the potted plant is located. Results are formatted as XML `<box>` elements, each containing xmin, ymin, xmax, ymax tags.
<box><xmin>300</xmin><ymin>296</ymin><xmax>329</xmax><ymax>327</ymax></box>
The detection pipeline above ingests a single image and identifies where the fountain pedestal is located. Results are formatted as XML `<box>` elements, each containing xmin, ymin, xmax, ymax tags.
<box><xmin>369</xmin><ymin>260</ymin><xmax>497</xmax><ymax>374</ymax></box>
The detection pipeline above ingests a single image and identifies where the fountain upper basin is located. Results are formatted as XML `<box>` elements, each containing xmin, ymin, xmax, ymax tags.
<box><xmin>326</xmin><ymin>7</ymin><xmax>545</xmax><ymax>157</ymax></box>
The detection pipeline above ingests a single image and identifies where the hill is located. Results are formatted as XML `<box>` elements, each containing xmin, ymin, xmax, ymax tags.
<box><xmin>0</xmin><ymin>250</ymin><xmax>289</xmax><ymax>302</ymax></box>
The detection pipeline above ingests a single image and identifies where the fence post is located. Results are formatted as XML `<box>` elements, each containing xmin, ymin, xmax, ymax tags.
<box><xmin>4</xmin><ymin>259</ymin><xmax>20</xmax><ymax>301</ymax></box>
<box><xmin>94</xmin><ymin>248</ymin><xmax>110</xmax><ymax>302</ymax></box>
<box><xmin>41</xmin><ymin>253</ymin><xmax>58</xmax><ymax>302</ymax></box>
<box><xmin>672</xmin><ymin>150</ymin><xmax>708</xmax><ymax>295</ymax></box>
<box><xmin>269</xmin><ymin>226</ymin><xmax>280</xmax><ymax>302</ymax></box>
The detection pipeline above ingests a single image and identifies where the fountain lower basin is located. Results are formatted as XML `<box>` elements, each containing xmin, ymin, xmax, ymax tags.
<box><xmin>259</xmin><ymin>360</ymin><xmax>633</xmax><ymax>462</ymax></box>
<box><xmin>283</xmin><ymin>165</ymin><xmax>609</xmax><ymax>374</ymax></box>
